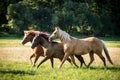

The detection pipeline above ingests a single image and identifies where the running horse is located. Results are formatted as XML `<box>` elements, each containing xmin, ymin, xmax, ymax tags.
<box><xmin>21</xmin><ymin>31</ymin><xmax>45</xmax><ymax>67</ymax></box>
<box><xmin>49</xmin><ymin>27</ymin><xmax>113</xmax><ymax>69</ymax></box>
<box><xmin>22</xmin><ymin>31</ymin><xmax>86</xmax><ymax>68</ymax></box>
<box><xmin>31</xmin><ymin>33</ymin><xmax>86</xmax><ymax>70</ymax></box>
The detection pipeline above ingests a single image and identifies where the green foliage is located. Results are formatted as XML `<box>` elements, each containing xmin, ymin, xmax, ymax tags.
<box><xmin>0</xmin><ymin>0</ymin><xmax>120</xmax><ymax>36</ymax></box>
<box><xmin>7</xmin><ymin>0</ymin><xmax>52</xmax><ymax>35</ymax></box>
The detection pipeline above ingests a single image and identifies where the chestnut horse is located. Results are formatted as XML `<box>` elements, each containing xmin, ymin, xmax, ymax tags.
<box><xmin>49</xmin><ymin>27</ymin><xmax>113</xmax><ymax>69</ymax></box>
<box><xmin>22</xmin><ymin>31</ymin><xmax>86</xmax><ymax>68</ymax></box>
<box><xmin>22</xmin><ymin>31</ymin><xmax>46</xmax><ymax>67</ymax></box>
<box><xmin>31</xmin><ymin>33</ymin><xmax>86</xmax><ymax>70</ymax></box>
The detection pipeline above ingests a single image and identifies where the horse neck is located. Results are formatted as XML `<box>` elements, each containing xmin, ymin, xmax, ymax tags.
<box><xmin>59</xmin><ymin>30</ymin><xmax>71</xmax><ymax>44</ymax></box>
<box><xmin>40</xmin><ymin>37</ymin><xmax>50</xmax><ymax>48</ymax></box>
<box><xmin>59</xmin><ymin>36</ymin><xmax>66</xmax><ymax>44</ymax></box>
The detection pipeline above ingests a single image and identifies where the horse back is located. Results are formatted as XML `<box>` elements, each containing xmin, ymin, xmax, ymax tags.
<box><xmin>70</xmin><ymin>37</ymin><xmax>103</xmax><ymax>55</ymax></box>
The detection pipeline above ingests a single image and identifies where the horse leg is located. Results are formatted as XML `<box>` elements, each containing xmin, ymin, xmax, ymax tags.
<box><xmin>59</xmin><ymin>57</ymin><xmax>71</xmax><ymax>64</ymax></box>
<box><xmin>70</xmin><ymin>55</ymin><xmax>79</xmax><ymax>68</ymax></box>
<box><xmin>96</xmin><ymin>53</ymin><xmax>106</xmax><ymax>69</ymax></box>
<box><xmin>87</xmin><ymin>52</ymin><xmax>94</xmax><ymax>68</ymax></box>
<box><xmin>36</xmin><ymin>56</ymin><xmax>49</xmax><ymax>70</ymax></box>
<box><xmin>30</xmin><ymin>54</ymin><xmax>35</xmax><ymax>65</ymax></box>
<box><xmin>58</xmin><ymin>57</ymin><xmax>72</xmax><ymax>65</ymax></box>
<box><xmin>59</xmin><ymin>53</ymin><xmax>69</xmax><ymax>68</ymax></box>
<box><xmin>66</xmin><ymin>58</ymin><xmax>72</xmax><ymax>65</ymax></box>
<box><xmin>50</xmin><ymin>57</ymin><xmax>54</xmax><ymax>68</ymax></box>
<box><xmin>33</xmin><ymin>55</ymin><xmax>40</xmax><ymax>67</ymax></box>
<box><xmin>75</xmin><ymin>55</ymin><xmax>87</xmax><ymax>68</ymax></box>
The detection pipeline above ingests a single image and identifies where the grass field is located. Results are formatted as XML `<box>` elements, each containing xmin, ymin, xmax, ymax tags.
<box><xmin>0</xmin><ymin>36</ymin><xmax>120</xmax><ymax>80</ymax></box>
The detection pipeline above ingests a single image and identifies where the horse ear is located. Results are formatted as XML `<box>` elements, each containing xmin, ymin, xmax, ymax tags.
<box><xmin>55</xmin><ymin>26</ymin><xmax>59</xmax><ymax>30</ymax></box>
<box><xmin>24</xmin><ymin>31</ymin><xmax>28</xmax><ymax>34</ymax></box>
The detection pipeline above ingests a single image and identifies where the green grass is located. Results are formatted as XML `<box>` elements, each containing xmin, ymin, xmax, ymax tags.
<box><xmin>0</xmin><ymin>61</ymin><xmax>120</xmax><ymax>80</ymax></box>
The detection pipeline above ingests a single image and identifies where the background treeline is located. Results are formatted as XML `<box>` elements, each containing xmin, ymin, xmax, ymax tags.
<box><xmin>0</xmin><ymin>0</ymin><xmax>120</xmax><ymax>36</ymax></box>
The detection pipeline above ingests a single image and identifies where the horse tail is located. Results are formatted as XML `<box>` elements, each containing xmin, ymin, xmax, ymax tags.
<box><xmin>101</xmin><ymin>40</ymin><xmax>113</xmax><ymax>64</ymax></box>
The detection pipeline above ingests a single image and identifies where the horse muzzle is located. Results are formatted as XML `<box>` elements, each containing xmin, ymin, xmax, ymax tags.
<box><xmin>21</xmin><ymin>41</ymin><xmax>25</xmax><ymax>45</ymax></box>
<box><xmin>49</xmin><ymin>37</ymin><xmax>53</xmax><ymax>42</ymax></box>
<box><xmin>31</xmin><ymin>45</ymin><xmax>35</xmax><ymax>49</ymax></box>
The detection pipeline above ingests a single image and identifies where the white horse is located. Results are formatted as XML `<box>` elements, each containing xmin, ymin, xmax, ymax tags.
<box><xmin>49</xmin><ymin>27</ymin><xmax>113</xmax><ymax>69</ymax></box>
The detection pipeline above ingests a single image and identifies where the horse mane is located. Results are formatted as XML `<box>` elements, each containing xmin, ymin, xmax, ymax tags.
<box><xmin>59</xmin><ymin>28</ymin><xmax>71</xmax><ymax>41</ymax></box>
<box><xmin>38</xmin><ymin>32</ymin><xmax>50</xmax><ymax>41</ymax></box>
<box><xmin>38</xmin><ymin>33</ymin><xmax>58</xmax><ymax>44</ymax></box>
<box><xmin>27</xmin><ymin>31</ymin><xmax>50</xmax><ymax>38</ymax></box>
<box><xmin>24</xmin><ymin>31</ymin><xmax>40</xmax><ymax>37</ymax></box>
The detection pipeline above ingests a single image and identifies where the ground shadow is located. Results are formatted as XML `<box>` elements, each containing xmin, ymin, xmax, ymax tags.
<box><xmin>81</xmin><ymin>66</ymin><xmax>120</xmax><ymax>71</ymax></box>
<box><xmin>0</xmin><ymin>70</ymin><xmax>35</xmax><ymax>75</ymax></box>
<box><xmin>82</xmin><ymin>66</ymin><xmax>120</xmax><ymax>71</ymax></box>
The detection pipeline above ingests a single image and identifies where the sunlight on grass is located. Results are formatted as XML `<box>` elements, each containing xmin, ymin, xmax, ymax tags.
<box><xmin>0</xmin><ymin>61</ymin><xmax>120</xmax><ymax>80</ymax></box>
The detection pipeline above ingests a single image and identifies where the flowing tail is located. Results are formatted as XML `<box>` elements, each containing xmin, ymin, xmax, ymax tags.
<box><xmin>101</xmin><ymin>40</ymin><xmax>113</xmax><ymax>64</ymax></box>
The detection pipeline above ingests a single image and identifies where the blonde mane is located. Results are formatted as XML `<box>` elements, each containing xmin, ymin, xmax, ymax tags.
<box><xmin>58</xmin><ymin>28</ymin><xmax>71</xmax><ymax>42</ymax></box>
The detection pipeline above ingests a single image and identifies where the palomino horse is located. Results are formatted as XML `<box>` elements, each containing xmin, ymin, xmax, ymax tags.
<box><xmin>31</xmin><ymin>33</ymin><xmax>86</xmax><ymax>69</ymax></box>
<box><xmin>49</xmin><ymin>27</ymin><xmax>113</xmax><ymax>69</ymax></box>
<box><xmin>22</xmin><ymin>31</ymin><xmax>86</xmax><ymax>68</ymax></box>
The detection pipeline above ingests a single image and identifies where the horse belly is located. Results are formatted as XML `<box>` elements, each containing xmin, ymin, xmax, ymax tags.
<box><xmin>33</xmin><ymin>45</ymin><xmax>44</xmax><ymax>56</ymax></box>
<box><xmin>74</xmin><ymin>44</ymin><xmax>91</xmax><ymax>55</ymax></box>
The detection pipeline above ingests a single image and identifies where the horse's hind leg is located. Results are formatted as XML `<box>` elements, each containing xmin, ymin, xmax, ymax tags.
<box><xmin>87</xmin><ymin>52</ymin><xmax>94</xmax><ymax>68</ymax></box>
<box><xmin>75</xmin><ymin>55</ymin><xmax>86</xmax><ymax>68</ymax></box>
<box><xmin>66</xmin><ymin>58</ymin><xmax>72</xmax><ymax>64</ymax></box>
<box><xmin>96</xmin><ymin>53</ymin><xmax>106</xmax><ymax>69</ymax></box>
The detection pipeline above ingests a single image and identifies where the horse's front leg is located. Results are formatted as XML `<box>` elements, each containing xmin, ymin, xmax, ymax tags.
<box><xmin>35</xmin><ymin>56</ymin><xmax>49</xmax><ymax>71</ymax></box>
<box><xmin>50</xmin><ymin>57</ymin><xmax>54</xmax><ymax>68</ymax></box>
<box><xmin>30</xmin><ymin>53</ymin><xmax>35</xmax><ymax>66</ymax></box>
<box><xmin>70</xmin><ymin>55</ymin><xmax>79</xmax><ymax>68</ymax></box>
<box><xmin>75</xmin><ymin>55</ymin><xmax>87</xmax><ymax>68</ymax></box>
<box><xmin>59</xmin><ymin>53</ymin><xmax>69</xmax><ymax>68</ymax></box>
<box><xmin>33</xmin><ymin>55</ymin><xmax>40</xmax><ymax>67</ymax></box>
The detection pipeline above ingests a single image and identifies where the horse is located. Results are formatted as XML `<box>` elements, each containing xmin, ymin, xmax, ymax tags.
<box><xmin>49</xmin><ymin>27</ymin><xmax>113</xmax><ymax>69</ymax></box>
<box><xmin>31</xmin><ymin>33</ymin><xmax>86</xmax><ymax>70</ymax></box>
<box><xmin>22</xmin><ymin>31</ymin><xmax>86</xmax><ymax>68</ymax></box>
<box><xmin>21</xmin><ymin>31</ymin><xmax>47</xmax><ymax>67</ymax></box>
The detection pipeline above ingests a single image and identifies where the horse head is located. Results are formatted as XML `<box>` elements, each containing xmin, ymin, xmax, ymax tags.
<box><xmin>49</xmin><ymin>27</ymin><xmax>60</xmax><ymax>42</ymax></box>
<box><xmin>49</xmin><ymin>27</ymin><xmax>71</xmax><ymax>42</ymax></box>
<box><xmin>31</xmin><ymin>34</ymin><xmax>49</xmax><ymax>49</ymax></box>
<box><xmin>21</xmin><ymin>31</ymin><xmax>40</xmax><ymax>45</ymax></box>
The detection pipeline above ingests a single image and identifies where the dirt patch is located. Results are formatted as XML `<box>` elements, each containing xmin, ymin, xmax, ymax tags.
<box><xmin>0</xmin><ymin>47</ymin><xmax>32</xmax><ymax>62</ymax></box>
<box><xmin>0</xmin><ymin>47</ymin><xmax>120</xmax><ymax>66</ymax></box>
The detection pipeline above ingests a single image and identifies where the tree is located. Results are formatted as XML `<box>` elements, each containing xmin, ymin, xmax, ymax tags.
<box><xmin>7</xmin><ymin>0</ymin><xmax>52</xmax><ymax>34</ymax></box>
<box><xmin>0</xmin><ymin>0</ymin><xmax>22</xmax><ymax>33</ymax></box>
<box><xmin>2</xmin><ymin>0</ymin><xmax>120</xmax><ymax>36</ymax></box>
